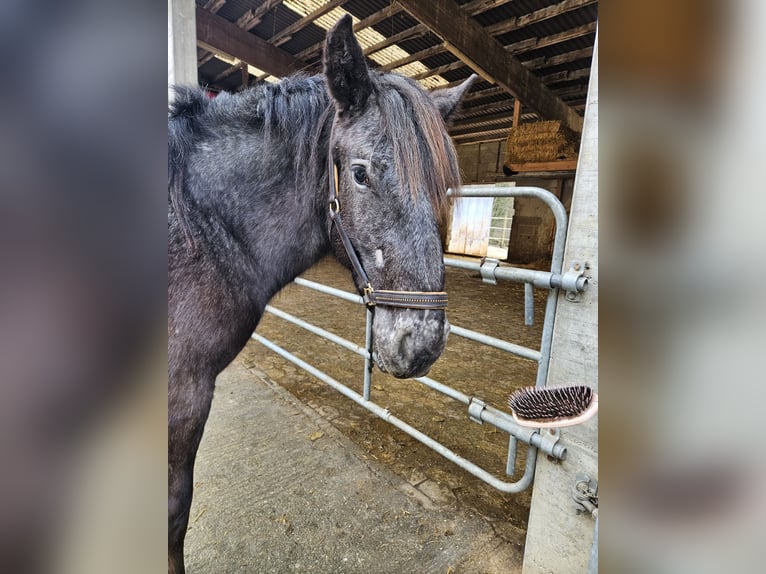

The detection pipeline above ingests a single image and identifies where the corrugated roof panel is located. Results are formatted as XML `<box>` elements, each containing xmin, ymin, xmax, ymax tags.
<box><xmin>216</xmin><ymin>0</ymin><xmax>262</xmax><ymax>22</ymax></box>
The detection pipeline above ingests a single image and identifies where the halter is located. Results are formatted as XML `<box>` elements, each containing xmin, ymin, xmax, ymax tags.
<box><xmin>327</xmin><ymin>144</ymin><xmax>449</xmax><ymax>311</ymax></box>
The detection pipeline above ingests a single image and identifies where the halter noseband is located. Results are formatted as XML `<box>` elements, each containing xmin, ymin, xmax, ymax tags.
<box><xmin>327</xmin><ymin>145</ymin><xmax>448</xmax><ymax>311</ymax></box>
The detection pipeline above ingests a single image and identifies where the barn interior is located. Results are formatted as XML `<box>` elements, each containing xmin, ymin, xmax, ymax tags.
<box><xmin>168</xmin><ymin>1</ymin><xmax>599</xmax><ymax>573</ymax></box>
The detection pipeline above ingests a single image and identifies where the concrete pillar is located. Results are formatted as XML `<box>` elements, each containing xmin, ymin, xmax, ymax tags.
<box><xmin>522</xmin><ymin>29</ymin><xmax>599</xmax><ymax>574</ymax></box>
<box><xmin>168</xmin><ymin>0</ymin><xmax>197</xmax><ymax>102</ymax></box>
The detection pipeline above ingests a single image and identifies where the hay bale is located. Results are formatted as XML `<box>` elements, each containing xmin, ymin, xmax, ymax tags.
<box><xmin>503</xmin><ymin>121</ymin><xmax>580</xmax><ymax>168</ymax></box>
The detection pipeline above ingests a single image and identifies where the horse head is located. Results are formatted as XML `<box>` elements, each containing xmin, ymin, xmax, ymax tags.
<box><xmin>323</xmin><ymin>16</ymin><xmax>475</xmax><ymax>378</ymax></box>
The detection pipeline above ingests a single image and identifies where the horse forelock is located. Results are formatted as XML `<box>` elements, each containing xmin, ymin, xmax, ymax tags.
<box><xmin>372</xmin><ymin>73</ymin><xmax>460</xmax><ymax>226</ymax></box>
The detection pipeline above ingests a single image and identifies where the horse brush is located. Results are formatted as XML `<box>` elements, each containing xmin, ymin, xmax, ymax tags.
<box><xmin>508</xmin><ymin>385</ymin><xmax>598</xmax><ymax>428</ymax></box>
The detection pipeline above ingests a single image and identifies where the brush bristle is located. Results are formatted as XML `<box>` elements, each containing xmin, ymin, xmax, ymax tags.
<box><xmin>508</xmin><ymin>385</ymin><xmax>594</xmax><ymax>422</ymax></box>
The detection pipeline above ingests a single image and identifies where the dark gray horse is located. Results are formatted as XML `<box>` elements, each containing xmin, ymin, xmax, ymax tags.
<box><xmin>168</xmin><ymin>16</ymin><xmax>473</xmax><ymax>573</ymax></box>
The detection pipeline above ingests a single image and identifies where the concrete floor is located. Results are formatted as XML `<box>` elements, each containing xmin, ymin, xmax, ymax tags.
<box><xmin>185</xmin><ymin>358</ymin><xmax>523</xmax><ymax>574</ymax></box>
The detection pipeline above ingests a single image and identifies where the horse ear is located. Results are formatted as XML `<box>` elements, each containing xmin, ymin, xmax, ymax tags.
<box><xmin>323</xmin><ymin>15</ymin><xmax>372</xmax><ymax>113</ymax></box>
<box><xmin>429</xmin><ymin>74</ymin><xmax>477</xmax><ymax>123</ymax></box>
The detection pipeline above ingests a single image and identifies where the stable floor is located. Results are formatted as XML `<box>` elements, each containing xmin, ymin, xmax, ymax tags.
<box><xmin>186</xmin><ymin>358</ymin><xmax>523</xmax><ymax>574</ymax></box>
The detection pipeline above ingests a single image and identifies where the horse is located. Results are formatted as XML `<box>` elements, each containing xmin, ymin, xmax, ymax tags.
<box><xmin>168</xmin><ymin>15</ymin><xmax>474</xmax><ymax>573</ymax></box>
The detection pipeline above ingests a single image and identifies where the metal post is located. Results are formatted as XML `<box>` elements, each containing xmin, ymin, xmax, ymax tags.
<box><xmin>524</xmin><ymin>282</ymin><xmax>534</xmax><ymax>325</ymax></box>
<box><xmin>363</xmin><ymin>308</ymin><xmax>374</xmax><ymax>401</ymax></box>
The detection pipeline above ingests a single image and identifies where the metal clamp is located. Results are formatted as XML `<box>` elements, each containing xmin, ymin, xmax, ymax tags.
<box><xmin>468</xmin><ymin>397</ymin><xmax>487</xmax><ymax>424</ymax></box>
<box><xmin>572</xmin><ymin>473</ymin><xmax>598</xmax><ymax>519</ymax></box>
<box><xmin>560</xmin><ymin>260</ymin><xmax>589</xmax><ymax>293</ymax></box>
<box><xmin>538</xmin><ymin>427</ymin><xmax>563</xmax><ymax>459</ymax></box>
<box><xmin>479</xmin><ymin>258</ymin><xmax>500</xmax><ymax>285</ymax></box>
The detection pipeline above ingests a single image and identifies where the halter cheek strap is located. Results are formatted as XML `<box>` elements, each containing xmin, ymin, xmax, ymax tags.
<box><xmin>327</xmin><ymin>148</ymin><xmax>448</xmax><ymax>311</ymax></box>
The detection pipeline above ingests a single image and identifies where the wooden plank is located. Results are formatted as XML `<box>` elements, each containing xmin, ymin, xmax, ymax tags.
<box><xmin>506</xmin><ymin>160</ymin><xmax>579</xmax><ymax>172</ymax></box>
<box><xmin>363</xmin><ymin>24</ymin><xmax>429</xmax><ymax>57</ymax></box>
<box><xmin>486</xmin><ymin>0</ymin><xmax>596</xmax><ymax>36</ymax></box>
<box><xmin>235</xmin><ymin>0</ymin><xmax>285</xmax><ymax>32</ymax></box>
<box><xmin>211</xmin><ymin>63</ymin><xmax>242</xmax><ymax>83</ymax></box>
<box><xmin>196</xmin><ymin>7</ymin><xmax>304</xmax><ymax>79</ymax></box>
<box><xmin>409</xmin><ymin>60</ymin><xmax>465</xmax><ymax>80</ymax></box>
<box><xmin>378</xmin><ymin>44</ymin><xmax>446</xmax><ymax>72</ymax></box>
<box><xmin>397</xmin><ymin>0</ymin><xmax>583</xmax><ymax>131</ymax></box>
<box><xmin>269</xmin><ymin>0</ymin><xmax>347</xmax><ymax>47</ymax></box>
<box><xmin>512</xmin><ymin>99</ymin><xmax>521</xmax><ymax>127</ymax></box>
<box><xmin>203</xmin><ymin>0</ymin><xmax>227</xmax><ymax>13</ymax></box>
<box><xmin>294</xmin><ymin>3</ymin><xmax>405</xmax><ymax>61</ymax></box>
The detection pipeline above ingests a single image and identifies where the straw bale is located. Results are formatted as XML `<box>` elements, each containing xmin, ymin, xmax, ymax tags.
<box><xmin>503</xmin><ymin>120</ymin><xmax>580</xmax><ymax>166</ymax></box>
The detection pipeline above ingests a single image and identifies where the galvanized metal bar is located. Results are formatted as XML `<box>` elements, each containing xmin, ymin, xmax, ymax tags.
<box><xmin>506</xmin><ymin>436</ymin><xmax>518</xmax><ymax>476</ymax></box>
<box><xmin>524</xmin><ymin>282</ymin><xmax>535</xmax><ymax>325</ymax></box>
<box><xmin>251</xmin><ymin>332</ymin><xmax>540</xmax><ymax>493</ymax></box>
<box><xmin>263</xmin><ymin>305</ymin><xmax>367</xmax><ymax>359</ymax></box>
<box><xmin>251</xmin><ymin>185</ymin><xmax>573</xmax><ymax>494</ymax></box>
<box><xmin>443</xmin><ymin>256</ymin><xmax>556</xmax><ymax>290</ymax></box>
<box><xmin>363</xmin><ymin>308</ymin><xmax>374</xmax><ymax>401</ymax></box>
<box><xmin>449</xmin><ymin>325</ymin><xmax>541</xmax><ymax>362</ymax></box>
<box><xmin>413</xmin><ymin>375</ymin><xmax>471</xmax><ymax>405</ymax></box>
<box><xmin>293</xmin><ymin>277</ymin><xmax>365</xmax><ymax>305</ymax></box>
<box><xmin>588</xmin><ymin>516</ymin><xmax>598</xmax><ymax>574</ymax></box>
<box><xmin>537</xmin><ymin>288</ymin><xmax>559</xmax><ymax>387</ymax></box>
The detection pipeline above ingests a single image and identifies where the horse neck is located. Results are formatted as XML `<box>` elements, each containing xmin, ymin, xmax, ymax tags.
<box><xmin>199</xmin><ymin>127</ymin><xmax>332</xmax><ymax>308</ymax></box>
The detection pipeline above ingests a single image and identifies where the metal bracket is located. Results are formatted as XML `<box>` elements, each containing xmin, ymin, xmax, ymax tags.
<box><xmin>561</xmin><ymin>260</ymin><xmax>589</xmax><ymax>293</ymax></box>
<box><xmin>479</xmin><ymin>257</ymin><xmax>500</xmax><ymax>285</ymax></box>
<box><xmin>572</xmin><ymin>473</ymin><xmax>598</xmax><ymax>519</ymax></box>
<box><xmin>468</xmin><ymin>397</ymin><xmax>487</xmax><ymax>424</ymax></box>
<box><xmin>539</xmin><ymin>427</ymin><xmax>562</xmax><ymax>459</ymax></box>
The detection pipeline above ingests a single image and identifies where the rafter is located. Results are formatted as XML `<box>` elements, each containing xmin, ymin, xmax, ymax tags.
<box><xmin>294</xmin><ymin>3</ymin><xmax>405</xmax><ymax>62</ymax></box>
<box><xmin>196</xmin><ymin>6</ymin><xmax>304</xmax><ymax>79</ymax></box>
<box><xmin>235</xmin><ymin>0</ymin><xmax>285</xmax><ymax>32</ymax></box>
<box><xmin>397</xmin><ymin>0</ymin><xmax>582</xmax><ymax>130</ymax></box>
<box><xmin>270</xmin><ymin>0</ymin><xmax>348</xmax><ymax>47</ymax></box>
<box><xmin>486</xmin><ymin>0</ymin><xmax>597</xmax><ymax>36</ymax></box>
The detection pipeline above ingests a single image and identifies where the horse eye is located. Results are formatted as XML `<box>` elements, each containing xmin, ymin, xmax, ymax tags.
<box><xmin>351</xmin><ymin>166</ymin><xmax>370</xmax><ymax>188</ymax></box>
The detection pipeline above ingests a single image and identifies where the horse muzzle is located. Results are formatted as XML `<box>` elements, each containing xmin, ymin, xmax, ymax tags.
<box><xmin>373</xmin><ymin>307</ymin><xmax>450</xmax><ymax>379</ymax></box>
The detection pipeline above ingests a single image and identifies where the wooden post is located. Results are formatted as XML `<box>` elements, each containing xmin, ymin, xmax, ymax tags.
<box><xmin>512</xmin><ymin>98</ymin><xmax>521</xmax><ymax>127</ymax></box>
<box><xmin>240</xmin><ymin>62</ymin><xmax>249</xmax><ymax>89</ymax></box>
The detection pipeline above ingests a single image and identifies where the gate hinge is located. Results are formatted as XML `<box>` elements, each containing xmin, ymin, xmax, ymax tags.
<box><xmin>572</xmin><ymin>473</ymin><xmax>599</xmax><ymax>519</ymax></box>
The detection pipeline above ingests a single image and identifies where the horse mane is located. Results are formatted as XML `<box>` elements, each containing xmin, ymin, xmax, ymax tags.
<box><xmin>167</xmin><ymin>79</ymin><xmax>332</xmax><ymax>254</ymax></box>
<box><xmin>370</xmin><ymin>73</ymin><xmax>460</xmax><ymax>227</ymax></box>
<box><xmin>167</xmin><ymin>72</ymin><xmax>458</xmax><ymax>252</ymax></box>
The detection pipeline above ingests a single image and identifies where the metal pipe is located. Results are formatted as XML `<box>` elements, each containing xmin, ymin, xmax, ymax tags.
<box><xmin>587</xmin><ymin>516</ymin><xmax>598</xmax><ymax>574</ymax></box>
<box><xmin>263</xmin><ymin>305</ymin><xmax>367</xmax><ymax>358</ymax></box>
<box><xmin>413</xmin><ymin>375</ymin><xmax>471</xmax><ymax>405</ymax></box>
<box><xmin>443</xmin><ymin>257</ymin><xmax>557</xmax><ymax>290</ymax></box>
<box><xmin>524</xmin><ymin>282</ymin><xmax>534</xmax><ymax>325</ymax></box>
<box><xmin>363</xmin><ymin>307</ymin><xmax>373</xmax><ymax>401</ymax></box>
<box><xmin>252</xmin><ymin>333</ymin><xmax>540</xmax><ymax>493</ymax></box>
<box><xmin>506</xmin><ymin>436</ymin><xmax>518</xmax><ymax>476</ymax></box>
<box><xmin>293</xmin><ymin>277</ymin><xmax>365</xmax><ymax>305</ymax></box>
<box><xmin>448</xmin><ymin>186</ymin><xmax>570</xmax><ymax>389</ymax></box>
<box><xmin>449</xmin><ymin>325</ymin><xmax>541</xmax><ymax>362</ymax></box>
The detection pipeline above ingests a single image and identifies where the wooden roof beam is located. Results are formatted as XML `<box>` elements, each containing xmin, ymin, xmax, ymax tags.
<box><xmin>235</xmin><ymin>0</ymin><xmax>285</xmax><ymax>32</ymax></box>
<box><xmin>397</xmin><ymin>0</ymin><xmax>583</xmax><ymax>131</ymax></box>
<box><xmin>196</xmin><ymin>7</ymin><xmax>304</xmax><ymax>79</ymax></box>
<box><xmin>269</xmin><ymin>0</ymin><xmax>348</xmax><ymax>47</ymax></box>
<box><xmin>294</xmin><ymin>3</ymin><xmax>405</xmax><ymax>62</ymax></box>
<box><xmin>486</xmin><ymin>0</ymin><xmax>597</xmax><ymax>36</ymax></box>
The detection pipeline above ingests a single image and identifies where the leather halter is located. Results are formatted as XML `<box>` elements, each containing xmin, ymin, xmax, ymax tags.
<box><xmin>327</xmin><ymin>145</ymin><xmax>448</xmax><ymax>310</ymax></box>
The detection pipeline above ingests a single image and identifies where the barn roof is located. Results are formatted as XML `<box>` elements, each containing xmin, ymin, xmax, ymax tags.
<box><xmin>195</xmin><ymin>0</ymin><xmax>597</xmax><ymax>143</ymax></box>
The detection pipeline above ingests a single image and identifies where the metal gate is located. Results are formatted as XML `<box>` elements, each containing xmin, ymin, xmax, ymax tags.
<box><xmin>251</xmin><ymin>185</ymin><xmax>588</xmax><ymax>492</ymax></box>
